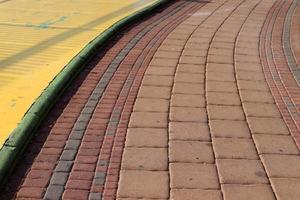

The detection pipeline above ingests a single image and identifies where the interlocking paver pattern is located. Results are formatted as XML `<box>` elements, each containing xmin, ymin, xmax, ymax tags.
<box><xmin>3</xmin><ymin>0</ymin><xmax>300</xmax><ymax>199</ymax></box>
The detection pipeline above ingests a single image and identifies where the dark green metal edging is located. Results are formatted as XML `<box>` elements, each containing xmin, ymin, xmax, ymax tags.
<box><xmin>0</xmin><ymin>0</ymin><xmax>168</xmax><ymax>189</ymax></box>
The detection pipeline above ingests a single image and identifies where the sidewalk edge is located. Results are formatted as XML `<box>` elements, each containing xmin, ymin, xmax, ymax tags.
<box><xmin>0</xmin><ymin>0</ymin><xmax>168</xmax><ymax>190</ymax></box>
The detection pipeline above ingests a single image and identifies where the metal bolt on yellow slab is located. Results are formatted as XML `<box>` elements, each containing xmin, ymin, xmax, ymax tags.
<box><xmin>0</xmin><ymin>0</ymin><xmax>160</xmax><ymax>147</ymax></box>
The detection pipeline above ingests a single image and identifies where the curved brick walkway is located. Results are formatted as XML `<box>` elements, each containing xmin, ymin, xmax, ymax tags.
<box><xmin>291</xmin><ymin>0</ymin><xmax>300</xmax><ymax>69</ymax></box>
<box><xmin>2</xmin><ymin>0</ymin><xmax>300</xmax><ymax>199</ymax></box>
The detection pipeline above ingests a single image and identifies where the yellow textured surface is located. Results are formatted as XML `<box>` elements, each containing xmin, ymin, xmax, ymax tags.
<box><xmin>0</xmin><ymin>0</ymin><xmax>159</xmax><ymax>146</ymax></box>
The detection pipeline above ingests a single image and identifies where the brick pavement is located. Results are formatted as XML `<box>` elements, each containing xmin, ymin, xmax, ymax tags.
<box><xmin>2</xmin><ymin>0</ymin><xmax>300</xmax><ymax>199</ymax></box>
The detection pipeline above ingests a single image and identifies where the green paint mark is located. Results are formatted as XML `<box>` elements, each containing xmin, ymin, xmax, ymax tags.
<box><xmin>37</xmin><ymin>16</ymin><xmax>67</xmax><ymax>29</ymax></box>
<box><xmin>26</xmin><ymin>16</ymin><xmax>68</xmax><ymax>29</ymax></box>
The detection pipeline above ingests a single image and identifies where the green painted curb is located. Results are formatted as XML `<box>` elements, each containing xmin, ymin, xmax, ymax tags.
<box><xmin>0</xmin><ymin>0</ymin><xmax>168</xmax><ymax>189</ymax></box>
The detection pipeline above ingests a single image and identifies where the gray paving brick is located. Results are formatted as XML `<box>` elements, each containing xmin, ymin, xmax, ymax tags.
<box><xmin>136</xmin><ymin>33</ymin><xmax>144</xmax><ymax>39</ymax></box>
<box><xmin>73</xmin><ymin>121</ymin><xmax>87</xmax><ymax>131</ymax></box>
<box><xmin>103</xmin><ymin>71</ymin><xmax>113</xmax><ymax>77</ymax></box>
<box><xmin>91</xmin><ymin>91</ymin><xmax>103</xmax><ymax>97</ymax></box>
<box><xmin>106</xmin><ymin>129</ymin><xmax>115</xmax><ymax>135</ymax></box>
<box><xmin>85</xmin><ymin>100</ymin><xmax>98</xmax><ymax>108</ymax></box>
<box><xmin>50</xmin><ymin>172</ymin><xmax>69</xmax><ymax>185</ymax></box>
<box><xmin>110</xmin><ymin>117</ymin><xmax>119</xmax><ymax>123</ymax></box>
<box><xmin>89</xmin><ymin>192</ymin><xmax>102</xmax><ymax>200</ymax></box>
<box><xmin>55</xmin><ymin>161</ymin><xmax>73</xmax><ymax>172</ymax></box>
<box><xmin>110</xmin><ymin>65</ymin><xmax>119</xmax><ymax>71</ymax></box>
<box><xmin>130</xmin><ymin>37</ymin><xmax>140</xmax><ymax>44</ymax></box>
<box><xmin>82</xmin><ymin>107</ymin><xmax>94</xmax><ymax>114</ymax></box>
<box><xmin>109</xmin><ymin>121</ymin><xmax>118</xmax><ymax>126</ymax></box>
<box><xmin>123</xmin><ymin>46</ymin><xmax>133</xmax><ymax>51</ymax></box>
<box><xmin>116</xmin><ymin>54</ymin><xmax>126</xmax><ymax>60</ymax></box>
<box><xmin>94</xmin><ymin>177</ymin><xmax>105</xmax><ymax>185</ymax></box>
<box><xmin>44</xmin><ymin>185</ymin><xmax>64</xmax><ymax>200</ymax></box>
<box><xmin>144</xmin><ymin>26</ymin><xmax>153</xmax><ymax>31</ymax></box>
<box><xmin>78</xmin><ymin>114</ymin><xmax>91</xmax><ymax>122</ymax></box>
<box><xmin>69</xmin><ymin>130</ymin><xmax>84</xmax><ymax>140</ymax></box>
<box><xmin>95</xmin><ymin>172</ymin><xmax>106</xmax><ymax>179</ymax></box>
<box><xmin>89</xmin><ymin>93</ymin><xmax>101</xmax><ymax>101</ymax></box>
<box><xmin>113</xmin><ymin>107</ymin><xmax>122</xmax><ymax>113</ymax></box>
<box><xmin>95</xmin><ymin>81</ymin><xmax>107</xmax><ymax>88</ymax></box>
<box><xmin>118</xmin><ymin>51</ymin><xmax>128</xmax><ymax>57</ymax></box>
<box><xmin>126</xmin><ymin>41</ymin><xmax>136</xmax><ymax>48</ymax></box>
<box><xmin>111</xmin><ymin>55</ymin><xmax>124</xmax><ymax>64</ymax></box>
<box><xmin>282</xmin><ymin>0</ymin><xmax>300</xmax><ymax>85</ymax></box>
<box><xmin>93</xmin><ymin>85</ymin><xmax>105</xmax><ymax>91</ymax></box>
<box><xmin>65</xmin><ymin>139</ymin><xmax>81</xmax><ymax>150</ymax></box>
<box><xmin>97</xmin><ymin>160</ymin><xmax>107</xmax><ymax>166</ymax></box>
<box><xmin>60</xmin><ymin>150</ymin><xmax>77</xmax><ymax>161</ymax></box>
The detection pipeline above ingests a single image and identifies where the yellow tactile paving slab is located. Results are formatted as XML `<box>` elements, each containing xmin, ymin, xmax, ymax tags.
<box><xmin>0</xmin><ymin>0</ymin><xmax>159</xmax><ymax>147</ymax></box>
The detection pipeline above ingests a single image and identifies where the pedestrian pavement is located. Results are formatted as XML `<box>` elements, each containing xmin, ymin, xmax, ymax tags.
<box><xmin>2</xmin><ymin>0</ymin><xmax>300</xmax><ymax>199</ymax></box>
<box><xmin>0</xmin><ymin>0</ymin><xmax>160</xmax><ymax>146</ymax></box>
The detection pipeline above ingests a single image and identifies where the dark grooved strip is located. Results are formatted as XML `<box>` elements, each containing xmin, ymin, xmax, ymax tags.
<box><xmin>89</xmin><ymin>3</ymin><xmax>204</xmax><ymax>199</ymax></box>
<box><xmin>98</xmin><ymin>3</ymin><xmax>208</xmax><ymax>199</ymax></box>
<box><xmin>283</xmin><ymin>0</ymin><xmax>300</xmax><ymax>86</ymax></box>
<box><xmin>260</xmin><ymin>0</ymin><xmax>300</xmax><ymax>149</ymax></box>
<box><xmin>45</xmin><ymin>1</ymin><xmax>192</xmax><ymax>199</ymax></box>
